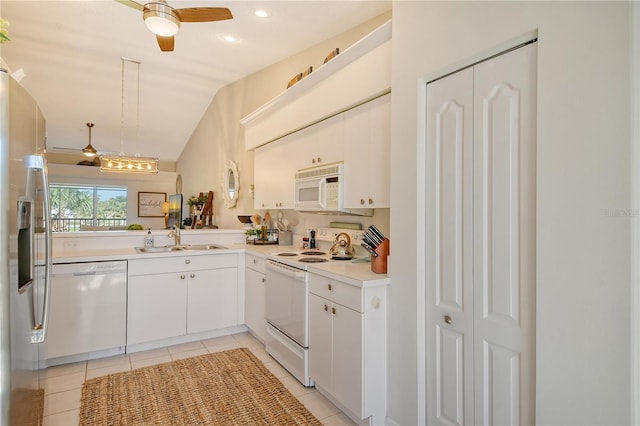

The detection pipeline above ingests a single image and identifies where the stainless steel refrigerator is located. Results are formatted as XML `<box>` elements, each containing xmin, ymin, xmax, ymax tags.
<box><xmin>0</xmin><ymin>67</ymin><xmax>51</xmax><ymax>424</ymax></box>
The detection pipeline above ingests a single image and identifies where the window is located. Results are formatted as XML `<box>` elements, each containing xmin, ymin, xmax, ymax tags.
<box><xmin>50</xmin><ymin>185</ymin><xmax>128</xmax><ymax>232</ymax></box>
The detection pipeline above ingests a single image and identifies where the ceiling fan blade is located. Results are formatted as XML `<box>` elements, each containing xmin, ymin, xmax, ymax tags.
<box><xmin>114</xmin><ymin>0</ymin><xmax>144</xmax><ymax>12</ymax></box>
<box><xmin>157</xmin><ymin>35</ymin><xmax>175</xmax><ymax>52</ymax></box>
<box><xmin>174</xmin><ymin>7</ymin><xmax>233</xmax><ymax>23</ymax></box>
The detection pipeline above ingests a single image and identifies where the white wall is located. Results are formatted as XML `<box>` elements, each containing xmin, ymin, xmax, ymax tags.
<box><xmin>390</xmin><ymin>2</ymin><xmax>630</xmax><ymax>425</ymax></box>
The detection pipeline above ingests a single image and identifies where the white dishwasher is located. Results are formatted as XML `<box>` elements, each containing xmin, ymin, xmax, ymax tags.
<box><xmin>47</xmin><ymin>260</ymin><xmax>127</xmax><ymax>364</ymax></box>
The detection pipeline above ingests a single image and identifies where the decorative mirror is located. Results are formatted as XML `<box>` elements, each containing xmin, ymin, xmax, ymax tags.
<box><xmin>222</xmin><ymin>160</ymin><xmax>239</xmax><ymax>208</ymax></box>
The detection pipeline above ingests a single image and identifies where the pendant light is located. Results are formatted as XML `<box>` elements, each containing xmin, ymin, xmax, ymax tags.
<box><xmin>100</xmin><ymin>57</ymin><xmax>159</xmax><ymax>174</ymax></box>
<box><xmin>82</xmin><ymin>122</ymin><xmax>97</xmax><ymax>157</ymax></box>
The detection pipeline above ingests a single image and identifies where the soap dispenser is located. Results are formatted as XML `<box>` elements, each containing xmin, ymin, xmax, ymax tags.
<box><xmin>144</xmin><ymin>228</ymin><xmax>155</xmax><ymax>248</ymax></box>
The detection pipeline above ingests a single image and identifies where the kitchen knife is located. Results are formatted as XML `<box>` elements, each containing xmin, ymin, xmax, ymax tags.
<box><xmin>363</xmin><ymin>231</ymin><xmax>380</xmax><ymax>248</ymax></box>
<box><xmin>361</xmin><ymin>242</ymin><xmax>379</xmax><ymax>257</ymax></box>
<box><xmin>365</xmin><ymin>228</ymin><xmax>382</xmax><ymax>247</ymax></box>
<box><xmin>369</xmin><ymin>225</ymin><xmax>386</xmax><ymax>242</ymax></box>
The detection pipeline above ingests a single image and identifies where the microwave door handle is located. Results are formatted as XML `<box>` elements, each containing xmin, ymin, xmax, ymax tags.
<box><xmin>318</xmin><ymin>179</ymin><xmax>327</xmax><ymax>209</ymax></box>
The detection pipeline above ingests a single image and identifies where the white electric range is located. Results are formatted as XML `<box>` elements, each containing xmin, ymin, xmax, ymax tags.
<box><xmin>264</xmin><ymin>228</ymin><xmax>364</xmax><ymax>386</ymax></box>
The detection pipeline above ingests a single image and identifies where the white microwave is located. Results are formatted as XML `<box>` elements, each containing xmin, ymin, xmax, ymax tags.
<box><xmin>294</xmin><ymin>163</ymin><xmax>373</xmax><ymax>216</ymax></box>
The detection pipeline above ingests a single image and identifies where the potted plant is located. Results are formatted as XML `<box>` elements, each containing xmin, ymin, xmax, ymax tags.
<box><xmin>187</xmin><ymin>194</ymin><xmax>208</xmax><ymax>208</ymax></box>
<box><xmin>245</xmin><ymin>228</ymin><xmax>262</xmax><ymax>242</ymax></box>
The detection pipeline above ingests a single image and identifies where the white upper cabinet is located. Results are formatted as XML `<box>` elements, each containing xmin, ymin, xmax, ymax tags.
<box><xmin>342</xmin><ymin>93</ymin><xmax>390</xmax><ymax>209</ymax></box>
<box><xmin>296</xmin><ymin>113</ymin><xmax>344</xmax><ymax>169</ymax></box>
<box><xmin>253</xmin><ymin>94</ymin><xmax>390</xmax><ymax>210</ymax></box>
<box><xmin>254</xmin><ymin>138</ymin><xmax>296</xmax><ymax>210</ymax></box>
<box><xmin>241</xmin><ymin>20</ymin><xmax>391</xmax><ymax>151</ymax></box>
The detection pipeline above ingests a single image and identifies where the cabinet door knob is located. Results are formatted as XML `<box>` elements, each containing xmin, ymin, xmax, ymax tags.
<box><xmin>317</xmin><ymin>157</ymin><xmax>321</xmax><ymax>163</ymax></box>
<box><xmin>185</xmin><ymin>259</ymin><xmax>190</xmax><ymax>264</ymax></box>
<box><xmin>312</xmin><ymin>158</ymin><xmax>316</xmax><ymax>164</ymax></box>
<box><xmin>331</xmin><ymin>307</ymin><xmax>336</xmax><ymax>315</ymax></box>
<box><xmin>360</xmin><ymin>199</ymin><xmax>365</xmax><ymax>205</ymax></box>
<box><xmin>261</xmin><ymin>277</ymin><xmax>265</xmax><ymax>283</ymax></box>
<box><xmin>444</xmin><ymin>315</ymin><xmax>452</xmax><ymax>324</ymax></box>
<box><xmin>190</xmin><ymin>273</ymin><xmax>195</xmax><ymax>279</ymax></box>
<box><xmin>324</xmin><ymin>304</ymin><xmax>328</xmax><ymax>311</ymax></box>
<box><xmin>368</xmin><ymin>198</ymin><xmax>373</xmax><ymax>205</ymax></box>
<box><xmin>327</xmin><ymin>283</ymin><xmax>332</xmax><ymax>291</ymax></box>
<box><xmin>180</xmin><ymin>274</ymin><xmax>186</xmax><ymax>280</ymax></box>
<box><xmin>253</xmin><ymin>259</ymin><xmax>257</xmax><ymax>264</ymax></box>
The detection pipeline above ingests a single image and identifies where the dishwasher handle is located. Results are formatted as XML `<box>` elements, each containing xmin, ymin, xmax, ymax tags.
<box><xmin>266</xmin><ymin>260</ymin><xmax>306</xmax><ymax>279</ymax></box>
<box><xmin>72</xmin><ymin>271</ymin><xmax>97</xmax><ymax>277</ymax></box>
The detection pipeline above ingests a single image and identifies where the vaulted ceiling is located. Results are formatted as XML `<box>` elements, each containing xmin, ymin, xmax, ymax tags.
<box><xmin>0</xmin><ymin>1</ymin><xmax>391</xmax><ymax>163</ymax></box>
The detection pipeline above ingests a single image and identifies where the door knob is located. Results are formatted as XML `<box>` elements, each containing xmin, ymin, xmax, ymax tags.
<box><xmin>444</xmin><ymin>315</ymin><xmax>452</xmax><ymax>324</ymax></box>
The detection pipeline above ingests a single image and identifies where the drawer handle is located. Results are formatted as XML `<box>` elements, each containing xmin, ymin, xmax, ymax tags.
<box><xmin>190</xmin><ymin>273</ymin><xmax>195</xmax><ymax>279</ymax></box>
<box><xmin>185</xmin><ymin>259</ymin><xmax>190</xmax><ymax>264</ymax></box>
<box><xmin>444</xmin><ymin>315</ymin><xmax>452</xmax><ymax>325</ymax></box>
<box><xmin>180</xmin><ymin>274</ymin><xmax>186</xmax><ymax>280</ymax></box>
<box><xmin>324</xmin><ymin>304</ymin><xmax>328</xmax><ymax>312</ymax></box>
<box><xmin>327</xmin><ymin>284</ymin><xmax>332</xmax><ymax>291</ymax></box>
<box><xmin>332</xmin><ymin>307</ymin><xmax>336</xmax><ymax>315</ymax></box>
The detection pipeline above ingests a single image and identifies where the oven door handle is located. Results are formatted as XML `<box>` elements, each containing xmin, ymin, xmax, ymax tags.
<box><xmin>266</xmin><ymin>260</ymin><xmax>306</xmax><ymax>279</ymax></box>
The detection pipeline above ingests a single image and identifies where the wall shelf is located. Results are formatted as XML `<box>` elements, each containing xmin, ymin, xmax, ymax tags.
<box><xmin>241</xmin><ymin>19</ymin><xmax>392</xmax><ymax>150</ymax></box>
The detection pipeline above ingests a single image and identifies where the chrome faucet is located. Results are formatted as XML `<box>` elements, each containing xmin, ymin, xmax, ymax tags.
<box><xmin>168</xmin><ymin>226</ymin><xmax>181</xmax><ymax>246</ymax></box>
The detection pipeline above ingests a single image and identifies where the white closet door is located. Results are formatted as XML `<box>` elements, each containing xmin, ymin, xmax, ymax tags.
<box><xmin>473</xmin><ymin>42</ymin><xmax>536</xmax><ymax>426</ymax></box>
<box><xmin>426</xmin><ymin>67</ymin><xmax>475</xmax><ymax>426</ymax></box>
<box><xmin>426</xmin><ymin>42</ymin><xmax>537</xmax><ymax>426</ymax></box>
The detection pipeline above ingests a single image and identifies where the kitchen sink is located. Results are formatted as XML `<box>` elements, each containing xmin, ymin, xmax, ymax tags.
<box><xmin>135</xmin><ymin>246</ymin><xmax>183</xmax><ymax>253</ymax></box>
<box><xmin>135</xmin><ymin>244</ymin><xmax>227</xmax><ymax>253</ymax></box>
<box><xmin>179</xmin><ymin>244</ymin><xmax>227</xmax><ymax>250</ymax></box>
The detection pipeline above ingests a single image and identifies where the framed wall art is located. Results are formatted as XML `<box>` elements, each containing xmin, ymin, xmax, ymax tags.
<box><xmin>138</xmin><ymin>192</ymin><xmax>166</xmax><ymax>217</ymax></box>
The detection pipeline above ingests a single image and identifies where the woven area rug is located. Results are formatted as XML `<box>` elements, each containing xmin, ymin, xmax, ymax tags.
<box><xmin>79</xmin><ymin>348</ymin><xmax>322</xmax><ymax>426</ymax></box>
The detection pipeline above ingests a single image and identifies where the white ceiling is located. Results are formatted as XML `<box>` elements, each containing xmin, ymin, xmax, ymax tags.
<box><xmin>0</xmin><ymin>0</ymin><xmax>391</xmax><ymax>162</ymax></box>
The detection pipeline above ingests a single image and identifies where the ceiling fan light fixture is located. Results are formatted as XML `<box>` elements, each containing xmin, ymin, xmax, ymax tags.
<box><xmin>143</xmin><ymin>3</ymin><xmax>180</xmax><ymax>37</ymax></box>
<box><xmin>82</xmin><ymin>122</ymin><xmax>98</xmax><ymax>157</ymax></box>
<box><xmin>82</xmin><ymin>145</ymin><xmax>97</xmax><ymax>157</ymax></box>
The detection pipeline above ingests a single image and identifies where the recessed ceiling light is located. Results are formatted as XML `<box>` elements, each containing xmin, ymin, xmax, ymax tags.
<box><xmin>252</xmin><ymin>9</ymin><xmax>271</xmax><ymax>18</ymax></box>
<box><xmin>220</xmin><ymin>34</ymin><xmax>240</xmax><ymax>43</ymax></box>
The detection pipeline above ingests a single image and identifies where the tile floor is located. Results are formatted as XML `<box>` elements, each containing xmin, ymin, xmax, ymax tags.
<box><xmin>42</xmin><ymin>332</ymin><xmax>356</xmax><ymax>426</ymax></box>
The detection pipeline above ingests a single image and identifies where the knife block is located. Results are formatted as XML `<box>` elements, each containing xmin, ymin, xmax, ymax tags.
<box><xmin>371</xmin><ymin>238</ymin><xmax>389</xmax><ymax>274</ymax></box>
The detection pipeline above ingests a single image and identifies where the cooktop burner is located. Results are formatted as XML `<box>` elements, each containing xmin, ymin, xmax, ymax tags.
<box><xmin>300</xmin><ymin>251</ymin><xmax>326</xmax><ymax>256</ymax></box>
<box><xmin>298</xmin><ymin>257</ymin><xmax>329</xmax><ymax>263</ymax></box>
<box><xmin>277</xmin><ymin>252</ymin><xmax>298</xmax><ymax>256</ymax></box>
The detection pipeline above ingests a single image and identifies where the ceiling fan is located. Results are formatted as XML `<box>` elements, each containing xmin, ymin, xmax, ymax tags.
<box><xmin>115</xmin><ymin>0</ymin><xmax>233</xmax><ymax>52</ymax></box>
<box><xmin>50</xmin><ymin>123</ymin><xmax>108</xmax><ymax>166</ymax></box>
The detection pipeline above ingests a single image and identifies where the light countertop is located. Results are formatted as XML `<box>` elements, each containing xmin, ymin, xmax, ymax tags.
<box><xmin>53</xmin><ymin>242</ymin><xmax>389</xmax><ymax>286</ymax></box>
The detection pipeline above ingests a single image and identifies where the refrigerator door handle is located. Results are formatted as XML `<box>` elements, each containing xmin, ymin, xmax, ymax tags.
<box><xmin>28</xmin><ymin>155</ymin><xmax>51</xmax><ymax>344</ymax></box>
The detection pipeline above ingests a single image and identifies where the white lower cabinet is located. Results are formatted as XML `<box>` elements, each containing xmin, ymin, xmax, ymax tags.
<box><xmin>308</xmin><ymin>272</ymin><xmax>387</xmax><ymax>425</ymax></box>
<box><xmin>187</xmin><ymin>267</ymin><xmax>238</xmax><ymax>333</ymax></box>
<box><xmin>127</xmin><ymin>254</ymin><xmax>239</xmax><ymax>346</ymax></box>
<box><xmin>127</xmin><ymin>273</ymin><xmax>186</xmax><ymax>344</ymax></box>
<box><xmin>244</xmin><ymin>254</ymin><xmax>267</xmax><ymax>341</ymax></box>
